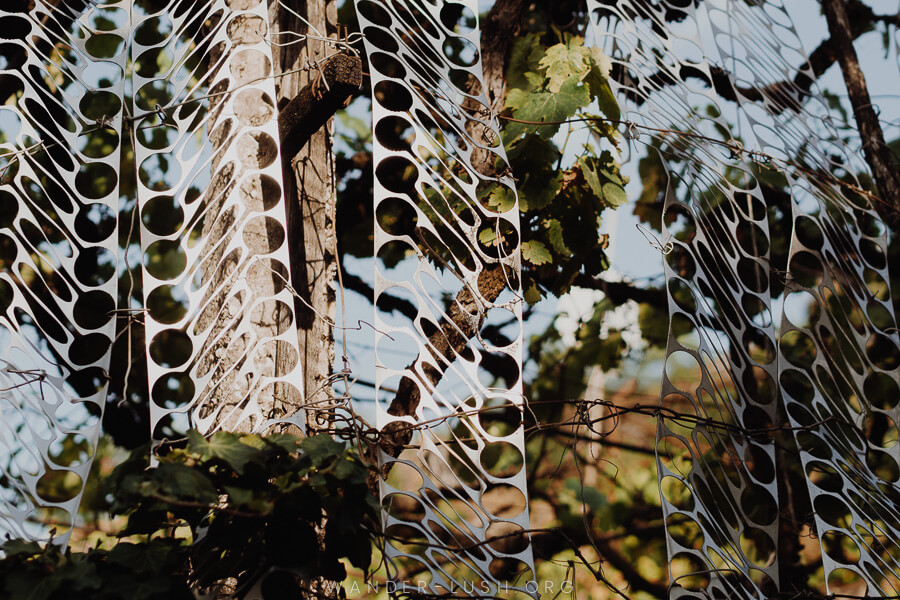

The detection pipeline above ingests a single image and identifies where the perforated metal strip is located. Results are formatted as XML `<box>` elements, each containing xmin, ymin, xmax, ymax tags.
<box><xmin>706</xmin><ymin>1</ymin><xmax>900</xmax><ymax>594</ymax></box>
<box><xmin>778</xmin><ymin>174</ymin><xmax>900</xmax><ymax>595</ymax></box>
<box><xmin>132</xmin><ymin>0</ymin><xmax>304</xmax><ymax>438</ymax></box>
<box><xmin>0</xmin><ymin>1</ymin><xmax>128</xmax><ymax>544</ymax></box>
<box><xmin>356</xmin><ymin>0</ymin><xmax>536</xmax><ymax>596</ymax></box>
<box><xmin>592</xmin><ymin>8</ymin><xmax>781</xmax><ymax>599</ymax></box>
<box><xmin>588</xmin><ymin>1</ymin><xmax>781</xmax><ymax>596</ymax></box>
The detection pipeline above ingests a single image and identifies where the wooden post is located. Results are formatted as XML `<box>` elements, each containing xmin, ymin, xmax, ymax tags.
<box><xmin>271</xmin><ymin>0</ymin><xmax>341</xmax><ymax>435</ymax></box>
<box><xmin>268</xmin><ymin>2</ymin><xmax>359</xmax><ymax>598</ymax></box>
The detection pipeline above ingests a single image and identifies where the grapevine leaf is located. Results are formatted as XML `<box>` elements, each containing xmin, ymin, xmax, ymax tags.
<box><xmin>507</xmin><ymin>33</ymin><xmax>543</xmax><ymax>90</ymax></box>
<box><xmin>223</xmin><ymin>486</ymin><xmax>257</xmax><ymax>508</ymax></box>
<box><xmin>524</xmin><ymin>284</ymin><xmax>543</xmax><ymax>305</ymax></box>
<box><xmin>154</xmin><ymin>463</ymin><xmax>217</xmax><ymax>504</ymax></box>
<box><xmin>544</xmin><ymin>219</ymin><xmax>572</xmax><ymax>256</ymax></box>
<box><xmin>505</xmin><ymin>77</ymin><xmax>591</xmax><ymax>140</ymax></box>
<box><xmin>479</xmin><ymin>227</ymin><xmax>498</xmax><ymax>246</ymax></box>
<box><xmin>564</xmin><ymin>477</ymin><xmax>608</xmax><ymax>513</ymax></box>
<box><xmin>590</xmin><ymin>46</ymin><xmax>612</xmax><ymax>78</ymax></box>
<box><xmin>638</xmin><ymin>302</ymin><xmax>669</xmax><ymax>346</ymax></box>
<box><xmin>486</xmin><ymin>185</ymin><xmax>516</xmax><ymax>212</ymax></box>
<box><xmin>301</xmin><ymin>434</ymin><xmax>346</xmax><ymax>467</ymax></box>
<box><xmin>263</xmin><ymin>433</ymin><xmax>303</xmax><ymax>453</ymax></box>
<box><xmin>333</xmin><ymin>457</ymin><xmax>367</xmax><ymax>483</ymax></box>
<box><xmin>519</xmin><ymin>171</ymin><xmax>560</xmax><ymax>212</ymax></box>
<box><xmin>187</xmin><ymin>430</ymin><xmax>259</xmax><ymax>475</ymax></box>
<box><xmin>539</xmin><ymin>37</ymin><xmax>592</xmax><ymax>94</ymax></box>
<box><xmin>581</xmin><ymin>154</ymin><xmax>628</xmax><ymax>208</ymax></box>
<box><xmin>107</xmin><ymin>541</ymin><xmax>183</xmax><ymax>577</ymax></box>
<box><xmin>525</xmin><ymin>71</ymin><xmax>544</xmax><ymax>87</ymax></box>
<box><xmin>602</xmin><ymin>181</ymin><xmax>628</xmax><ymax>207</ymax></box>
<box><xmin>580</xmin><ymin>330</ymin><xmax>626</xmax><ymax>370</ymax></box>
<box><xmin>595</xmin><ymin>78</ymin><xmax>620</xmax><ymax>121</ymax></box>
<box><xmin>582</xmin><ymin>158</ymin><xmax>605</xmax><ymax>199</ymax></box>
<box><xmin>582</xmin><ymin>46</ymin><xmax>618</xmax><ymax>122</ymax></box>
<box><xmin>508</xmin><ymin>136</ymin><xmax>561</xmax><ymax>211</ymax></box>
<box><xmin>54</xmin><ymin>557</ymin><xmax>102</xmax><ymax>592</ymax></box>
<box><xmin>0</xmin><ymin>540</ymin><xmax>42</xmax><ymax>557</ymax></box>
<box><xmin>6</xmin><ymin>572</ymin><xmax>58</xmax><ymax>600</ymax></box>
<box><xmin>521</xmin><ymin>240</ymin><xmax>552</xmax><ymax>265</ymax></box>
<box><xmin>634</xmin><ymin>149</ymin><xmax>669</xmax><ymax>231</ymax></box>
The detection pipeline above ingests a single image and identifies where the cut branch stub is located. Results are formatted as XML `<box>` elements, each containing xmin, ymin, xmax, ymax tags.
<box><xmin>278</xmin><ymin>53</ymin><xmax>362</xmax><ymax>160</ymax></box>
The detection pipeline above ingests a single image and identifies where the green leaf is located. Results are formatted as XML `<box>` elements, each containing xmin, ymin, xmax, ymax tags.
<box><xmin>582</xmin><ymin>45</ymin><xmax>618</xmax><ymax>121</ymax></box>
<box><xmin>235</xmin><ymin>434</ymin><xmax>268</xmax><ymax>451</ymax></box>
<box><xmin>333</xmin><ymin>458</ymin><xmax>366</xmax><ymax>483</ymax></box>
<box><xmin>505</xmin><ymin>77</ymin><xmax>591</xmax><ymax>141</ymax></box>
<box><xmin>5</xmin><ymin>572</ymin><xmax>59</xmax><ymax>600</ymax></box>
<box><xmin>594</xmin><ymin>78</ymin><xmax>621</xmax><ymax>121</ymax></box>
<box><xmin>523</xmin><ymin>284</ymin><xmax>542</xmax><ymax>305</ymax></box>
<box><xmin>590</xmin><ymin>331</ymin><xmax>626</xmax><ymax>371</ymax></box>
<box><xmin>224</xmin><ymin>485</ymin><xmax>255</xmax><ymax>507</ymax></box>
<box><xmin>154</xmin><ymin>463</ymin><xmax>218</xmax><ymax>504</ymax></box>
<box><xmin>524</xmin><ymin>71</ymin><xmax>544</xmax><ymax>88</ymax></box>
<box><xmin>539</xmin><ymin>37</ymin><xmax>593</xmax><ymax>94</ymax></box>
<box><xmin>187</xmin><ymin>430</ymin><xmax>260</xmax><ymax>475</ymax></box>
<box><xmin>54</xmin><ymin>557</ymin><xmax>103</xmax><ymax>593</ymax></box>
<box><xmin>582</xmin><ymin>158</ymin><xmax>605</xmax><ymax>199</ymax></box>
<box><xmin>478</xmin><ymin>227</ymin><xmax>498</xmax><ymax>246</ymax></box>
<box><xmin>520</xmin><ymin>171</ymin><xmax>561</xmax><ymax>212</ymax></box>
<box><xmin>122</xmin><ymin>507</ymin><xmax>170</xmax><ymax>536</ymax></box>
<box><xmin>485</xmin><ymin>185</ymin><xmax>516</xmax><ymax>213</ymax></box>
<box><xmin>521</xmin><ymin>240</ymin><xmax>552</xmax><ymax>265</ymax></box>
<box><xmin>638</xmin><ymin>302</ymin><xmax>669</xmax><ymax>346</ymax></box>
<box><xmin>599</xmin><ymin>501</ymin><xmax>631</xmax><ymax>532</ymax></box>
<box><xmin>602</xmin><ymin>181</ymin><xmax>628</xmax><ymax>207</ymax></box>
<box><xmin>107</xmin><ymin>540</ymin><xmax>183</xmax><ymax>577</ymax></box>
<box><xmin>506</xmin><ymin>33</ymin><xmax>543</xmax><ymax>90</ymax></box>
<box><xmin>564</xmin><ymin>477</ymin><xmax>608</xmax><ymax>514</ymax></box>
<box><xmin>264</xmin><ymin>433</ymin><xmax>303</xmax><ymax>453</ymax></box>
<box><xmin>544</xmin><ymin>219</ymin><xmax>572</xmax><ymax>256</ymax></box>
<box><xmin>336</xmin><ymin>110</ymin><xmax>372</xmax><ymax>143</ymax></box>
<box><xmin>581</xmin><ymin>154</ymin><xmax>628</xmax><ymax>208</ymax></box>
<box><xmin>0</xmin><ymin>540</ymin><xmax>42</xmax><ymax>558</ymax></box>
<box><xmin>301</xmin><ymin>434</ymin><xmax>346</xmax><ymax>467</ymax></box>
<box><xmin>508</xmin><ymin>135</ymin><xmax>561</xmax><ymax>212</ymax></box>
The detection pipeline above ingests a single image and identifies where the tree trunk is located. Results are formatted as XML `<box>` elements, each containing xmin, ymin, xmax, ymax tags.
<box><xmin>823</xmin><ymin>0</ymin><xmax>900</xmax><ymax>230</ymax></box>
